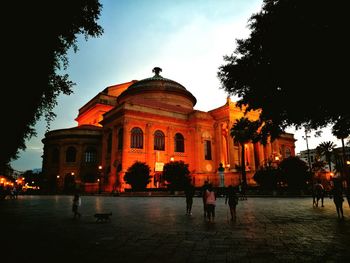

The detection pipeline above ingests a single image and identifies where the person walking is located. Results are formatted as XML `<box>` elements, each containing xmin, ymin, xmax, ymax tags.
<box><xmin>205</xmin><ymin>184</ymin><xmax>216</xmax><ymax>222</ymax></box>
<box><xmin>72</xmin><ymin>193</ymin><xmax>81</xmax><ymax>219</ymax></box>
<box><xmin>346</xmin><ymin>186</ymin><xmax>350</xmax><ymax>208</ymax></box>
<box><xmin>315</xmin><ymin>180</ymin><xmax>325</xmax><ymax>207</ymax></box>
<box><xmin>225</xmin><ymin>185</ymin><xmax>239</xmax><ymax>221</ymax></box>
<box><xmin>330</xmin><ymin>178</ymin><xmax>344</xmax><ymax>220</ymax></box>
<box><xmin>201</xmin><ymin>180</ymin><xmax>209</xmax><ymax>218</ymax></box>
<box><xmin>184</xmin><ymin>183</ymin><xmax>195</xmax><ymax>215</ymax></box>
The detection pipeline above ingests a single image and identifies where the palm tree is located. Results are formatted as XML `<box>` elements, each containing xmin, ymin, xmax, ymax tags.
<box><xmin>230</xmin><ymin>117</ymin><xmax>259</xmax><ymax>188</ymax></box>
<box><xmin>332</xmin><ymin>117</ymin><xmax>350</xmax><ymax>176</ymax></box>
<box><xmin>316</xmin><ymin>141</ymin><xmax>336</xmax><ymax>173</ymax></box>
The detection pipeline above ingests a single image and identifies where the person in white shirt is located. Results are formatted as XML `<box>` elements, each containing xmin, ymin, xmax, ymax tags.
<box><xmin>205</xmin><ymin>184</ymin><xmax>216</xmax><ymax>222</ymax></box>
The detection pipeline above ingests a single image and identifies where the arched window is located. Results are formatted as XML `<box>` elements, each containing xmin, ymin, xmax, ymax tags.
<box><xmin>66</xmin><ymin>146</ymin><xmax>76</xmax><ymax>162</ymax></box>
<box><xmin>118</xmin><ymin>128</ymin><xmax>123</xmax><ymax>150</ymax></box>
<box><xmin>52</xmin><ymin>148</ymin><xmax>59</xmax><ymax>164</ymax></box>
<box><xmin>107</xmin><ymin>133</ymin><xmax>112</xmax><ymax>154</ymax></box>
<box><xmin>131</xmin><ymin>127</ymin><xmax>143</xmax><ymax>149</ymax></box>
<box><xmin>154</xmin><ymin>130</ymin><xmax>165</xmax><ymax>151</ymax></box>
<box><xmin>84</xmin><ymin>147</ymin><xmax>97</xmax><ymax>163</ymax></box>
<box><xmin>204</xmin><ymin>140</ymin><xmax>212</xmax><ymax>160</ymax></box>
<box><xmin>174</xmin><ymin>133</ymin><xmax>184</xmax><ymax>152</ymax></box>
<box><xmin>285</xmin><ymin>147</ymin><xmax>291</xmax><ymax>158</ymax></box>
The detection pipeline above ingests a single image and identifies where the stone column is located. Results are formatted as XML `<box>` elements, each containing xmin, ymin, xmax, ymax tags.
<box><xmin>167</xmin><ymin>126</ymin><xmax>172</xmax><ymax>161</ymax></box>
<box><xmin>214</xmin><ymin>122</ymin><xmax>222</xmax><ymax>165</ymax></box>
<box><xmin>193</xmin><ymin>126</ymin><xmax>201</xmax><ymax>173</ymax></box>
<box><xmin>226</xmin><ymin>121</ymin><xmax>235</xmax><ymax>169</ymax></box>
<box><xmin>145</xmin><ymin>123</ymin><xmax>153</xmax><ymax>188</ymax></box>
<box><xmin>146</xmin><ymin>123</ymin><xmax>153</xmax><ymax>166</ymax></box>
<box><xmin>120</xmin><ymin>120</ymin><xmax>129</xmax><ymax>191</ymax></box>
<box><xmin>108</xmin><ymin>125</ymin><xmax>118</xmax><ymax>192</ymax></box>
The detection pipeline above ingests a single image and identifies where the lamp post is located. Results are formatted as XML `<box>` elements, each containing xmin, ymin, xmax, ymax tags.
<box><xmin>98</xmin><ymin>165</ymin><xmax>102</xmax><ymax>194</ymax></box>
<box><xmin>346</xmin><ymin>160</ymin><xmax>350</xmax><ymax>187</ymax></box>
<box><xmin>56</xmin><ymin>175</ymin><xmax>60</xmax><ymax>193</ymax></box>
<box><xmin>302</xmin><ymin>129</ymin><xmax>312</xmax><ymax>172</ymax></box>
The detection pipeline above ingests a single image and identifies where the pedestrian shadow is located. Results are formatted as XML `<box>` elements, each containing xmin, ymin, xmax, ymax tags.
<box><xmin>203</xmin><ymin>220</ymin><xmax>217</xmax><ymax>231</ymax></box>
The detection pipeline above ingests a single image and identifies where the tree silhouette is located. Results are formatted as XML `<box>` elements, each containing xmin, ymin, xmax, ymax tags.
<box><xmin>316</xmin><ymin>141</ymin><xmax>337</xmax><ymax>173</ymax></box>
<box><xmin>332</xmin><ymin>117</ymin><xmax>350</xmax><ymax>179</ymax></box>
<box><xmin>218</xmin><ymin>0</ymin><xmax>348</xmax><ymax>139</ymax></box>
<box><xmin>279</xmin><ymin>156</ymin><xmax>310</xmax><ymax>191</ymax></box>
<box><xmin>163</xmin><ymin>161</ymin><xmax>191</xmax><ymax>191</ymax></box>
<box><xmin>2</xmin><ymin>1</ymin><xmax>103</xmax><ymax>173</ymax></box>
<box><xmin>124</xmin><ymin>161</ymin><xmax>151</xmax><ymax>191</ymax></box>
<box><xmin>230</xmin><ymin>117</ymin><xmax>260</xmax><ymax>188</ymax></box>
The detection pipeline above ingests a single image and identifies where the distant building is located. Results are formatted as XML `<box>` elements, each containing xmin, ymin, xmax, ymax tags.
<box><xmin>298</xmin><ymin>147</ymin><xmax>350</xmax><ymax>169</ymax></box>
<box><xmin>42</xmin><ymin>67</ymin><xmax>296</xmax><ymax>193</ymax></box>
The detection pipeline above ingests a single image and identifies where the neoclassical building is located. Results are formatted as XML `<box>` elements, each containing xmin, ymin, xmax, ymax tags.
<box><xmin>42</xmin><ymin>67</ymin><xmax>296</xmax><ymax>192</ymax></box>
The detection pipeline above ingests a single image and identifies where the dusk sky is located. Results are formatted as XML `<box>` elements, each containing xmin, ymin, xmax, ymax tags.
<box><xmin>11</xmin><ymin>0</ymin><xmax>341</xmax><ymax>171</ymax></box>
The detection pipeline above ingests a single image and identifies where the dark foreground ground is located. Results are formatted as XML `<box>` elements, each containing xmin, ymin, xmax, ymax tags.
<box><xmin>1</xmin><ymin>196</ymin><xmax>349</xmax><ymax>263</ymax></box>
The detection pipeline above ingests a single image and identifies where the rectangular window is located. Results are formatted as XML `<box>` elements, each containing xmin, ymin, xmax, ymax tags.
<box><xmin>204</xmin><ymin>140</ymin><xmax>212</xmax><ymax>160</ymax></box>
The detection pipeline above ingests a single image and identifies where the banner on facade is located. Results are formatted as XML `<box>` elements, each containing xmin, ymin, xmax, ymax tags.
<box><xmin>155</xmin><ymin>162</ymin><xmax>164</xmax><ymax>172</ymax></box>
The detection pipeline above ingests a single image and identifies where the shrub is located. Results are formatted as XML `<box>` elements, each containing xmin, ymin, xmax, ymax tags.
<box><xmin>124</xmin><ymin>161</ymin><xmax>151</xmax><ymax>191</ymax></box>
<box><xmin>278</xmin><ymin>156</ymin><xmax>311</xmax><ymax>190</ymax></box>
<box><xmin>253</xmin><ymin>166</ymin><xmax>280</xmax><ymax>190</ymax></box>
<box><xmin>163</xmin><ymin>161</ymin><xmax>190</xmax><ymax>191</ymax></box>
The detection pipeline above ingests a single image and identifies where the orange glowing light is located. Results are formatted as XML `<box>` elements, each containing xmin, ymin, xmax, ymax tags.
<box><xmin>98</xmin><ymin>165</ymin><xmax>102</xmax><ymax>170</ymax></box>
<box><xmin>170</xmin><ymin>157</ymin><xmax>174</xmax><ymax>162</ymax></box>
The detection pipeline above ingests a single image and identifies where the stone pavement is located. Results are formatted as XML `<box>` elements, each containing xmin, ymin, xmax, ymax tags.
<box><xmin>1</xmin><ymin>195</ymin><xmax>350</xmax><ymax>263</ymax></box>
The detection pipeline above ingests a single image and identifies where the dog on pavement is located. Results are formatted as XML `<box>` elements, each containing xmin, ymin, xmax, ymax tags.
<box><xmin>94</xmin><ymin>212</ymin><xmax>112</xmax><ymax>222</ymax></box>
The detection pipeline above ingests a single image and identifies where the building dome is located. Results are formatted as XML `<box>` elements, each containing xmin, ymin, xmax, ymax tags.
<box><xmin>117</xmin><ymin>67</ymin><xmax>197</xmax><ymax>109</ymax></box>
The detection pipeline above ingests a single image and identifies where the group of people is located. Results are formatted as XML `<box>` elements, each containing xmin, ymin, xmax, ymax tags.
<box><xmin>184</xmin><ymin>181</ymin><xmax>239</xmax><ymax>222</ymax></box>
<box><xmin>0</xmin><ymin>185</ymin><xmax>19</xmax><ymax>200</ymax></box>
<box><xmin>313</xmin><ymin>178</ymin><xmax>350</xmax><ymax>220</ymax></box>
<box><xmin>71</xmin><ymin>180</ymin><xmax>349</xmax><ymax>221</ymax></box>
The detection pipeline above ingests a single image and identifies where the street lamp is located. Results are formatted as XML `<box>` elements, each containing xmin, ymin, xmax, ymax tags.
<box><xmin>56</xmin><ymin>175</ymin><xmax>60</xmax><ymax>193</ymax></box>
<box><xmin>98</xmin><ymin>165</ymin><xmax>102</xmax><ymax>194</ymax></box>
<box><xmin>302</xmin><ymin>129</ymin><xmax>312</xmax><ymax>171</ymax></box>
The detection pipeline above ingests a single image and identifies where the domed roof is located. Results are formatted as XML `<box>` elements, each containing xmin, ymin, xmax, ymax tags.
<box><xmin>117</xmin><ymin>67</ymin><xmax>197</xmax><ymax>107</ymax></box>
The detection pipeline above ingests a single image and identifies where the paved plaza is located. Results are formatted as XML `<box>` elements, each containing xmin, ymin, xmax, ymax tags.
<box><xmin>1</xmin><ymin>195</ymin><xmax>350</xmax><ymax>262</ymax></box>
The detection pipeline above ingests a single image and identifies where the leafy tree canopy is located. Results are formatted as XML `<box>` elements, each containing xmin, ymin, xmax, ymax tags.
<box><xmin>218</xmin><ymin>0</ymin><xmax>348</xmax><ymax>138</ymax></box>
<box><xmin>163</xmin><ymin>161</ymin><xmax>191</xmax><ymax>191</ymax></box>
<box><xmin>230</xmin><ymin>117</ymin><xmax>260</xmax><ymax>145</ymax></box>
<box><xmin>230</xmin><ymin>117</ymin><xmax>260</xmax><ymax>188</ymax></box>
<box><xmin>316</xmin><ymin>141</ymin><xmax>337</xmax><ymax>172</ymax></box>
<box><xmin>279</xmin><ymin>156</ymin><xmax>310</xmax><ymax>190</ymax></box>
<box><xmin>253</xmin><ymin>166</ymin><xmax>280</xmax><ymax>191</ymax></box>
<box><xmin>2</xmin><ymin>1</ymin><xmax>103</xmax><ymax>173</ymax></box>
<box><xmin>124</xmin><ymin>161</ymin><xmax>151</xmax><ymax>191</ymax></box>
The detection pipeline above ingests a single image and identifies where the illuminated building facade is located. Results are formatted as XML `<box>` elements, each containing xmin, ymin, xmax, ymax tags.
<box><xmin>42</xmin><ymin>67</ymin><xmax>296</xmax><ymax>192</ymax></box>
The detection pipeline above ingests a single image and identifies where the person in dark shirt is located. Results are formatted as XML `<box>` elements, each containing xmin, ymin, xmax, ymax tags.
<box><xmin>225</xmin><ymin>185</ymin><xmax>239</xmax><ymax>221</ymax></box>
<box><xmin>330</xmin><ymin>178</ymin><xmax>344</xmax><ymax>220</ymax></box>
<box><xmin>201</xmin><ymin>180</ymin><xmax>209</xmax><ymax>218</ymax></box>
<box><xmin>184</xmin><ymin>183</ymin><xmax>195</xmax><ymax>215</ymax></box>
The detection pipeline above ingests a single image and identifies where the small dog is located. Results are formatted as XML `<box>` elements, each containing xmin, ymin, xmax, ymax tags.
<box><xmin>94</xmin><ymin>212</ymin><xmax>112</xmax><ymax>222</ymax></box>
